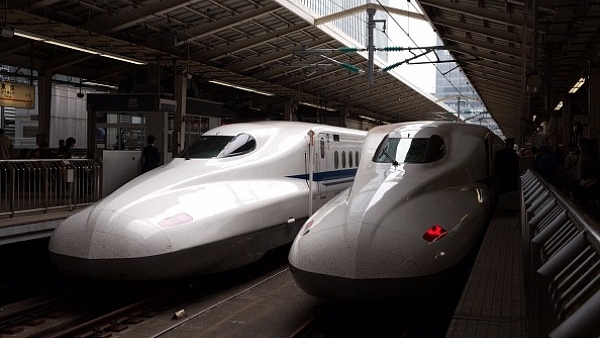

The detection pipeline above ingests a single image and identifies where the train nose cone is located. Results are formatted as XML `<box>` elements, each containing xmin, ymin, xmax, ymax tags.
<box><xmin>49</xmin><ymin>208</ymin><xmax>171</xmax><ymax>259</ymax></box>
<box><xmin>290</xmin><ymin>219</ymin><xmax>437</xmax><ymax>299</ymax></box>
<box><xmin>48</xmin><ymin>206</ymin><xmax>172</xmax><ymax>279</ymax></box>
<box><xmin>291</xmin><ymin>221</ymin><xmax>422</xmax><ymax>280</ymax></box>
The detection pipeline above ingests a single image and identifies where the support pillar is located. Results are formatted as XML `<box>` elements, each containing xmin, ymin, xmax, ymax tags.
<box><xmin>173</xmin><ymin>74</ymin><xmax>187</xmax><ymax>157</ymax></box>
<box><xmin>561</xmin><ymin>96</ymin><xmax>571</xmax><ymax>147</ymax></box>
<box><xmin>37</xmin><ymin>73</ymin><xmax>52</xmax><ymax>147</ymax></box>
<box><xmin>284</xmin><ymin>97</ymin><xmax>297</xmax><ymax>121</ymax></box>
<box><xmin>339</xmin><ymin>106</ymin><xmax>347</xmax><ymax>127</ymax></box>
<box><xmin>588</xmin><ymin>65</ymin><xmax>600</xmax><ymax>142</ymax></box>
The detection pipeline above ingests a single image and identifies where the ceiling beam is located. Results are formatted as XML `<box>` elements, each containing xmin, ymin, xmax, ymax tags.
<box><xmin>419</xmin><ymin>0</ymin><xmax>531</xmax><ymax>28</ymax></box>
<box><xmin>176</xmin><ymin>3</ymin><xmax>281</xmax><ymax>46</ymax></box>
<box><xmin>434</xmin><ymin>17</ymin><xmax>530</xmax><ymax>46</ymax></box>
<box><xmin>83</xmin><ymin>0</ymin><xmax>204</xmax><ymax>34</ymax></box>
<box><xmin>197</xmin><ymin>23</ymin><xmax>311</xmax><ymax>61</ymax></box>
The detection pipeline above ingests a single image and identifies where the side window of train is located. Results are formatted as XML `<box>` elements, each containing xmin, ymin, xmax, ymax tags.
<box><xmin>349</xmin><ymin>151</ymin><xmax>353</xmax><ymax>167</ymax></box>
<box><xmin>355</xmin><ymin>151</ymin><xmax>360</xmax><ymax>166</ymax></box>
<box><xmin>334</xmin><ymin>151</ymin><xmax>339</xmax><ymax>169</ymax></box>
<box><xmin>320</xmin><ymin>138</ymin><xmax>325</xmax><ymax>159</ymax></box>
<box><xmin>342</xmin><ymin>151</ymin><xmax>346</xmax><ymax>168</ymax></box>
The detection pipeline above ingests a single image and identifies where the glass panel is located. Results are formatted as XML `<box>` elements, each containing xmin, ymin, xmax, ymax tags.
<box><xmin>217</xmin><ymin>133</ymin><xmax>256</xmax><ymax>157</ymax></box>
<box><xmin>131</xmin><ymin>116</ymin><xmax>144</xmax><ymax>124</ymax></box>
<box><xmin>178</xmin><ymin>133</ymin><xmax>256</xmax><ymax>159</ymax></box>
<box><xmin>320</xmin><ymin>138</ymin><xmax>325</xmax><ymax>159</ymax></box>
<box><xmin>373</xmin><ymin>135</ymin><xmax>445</xmax><ymax>164</ymax></box>
<box><xmin>96</xmin><ymin>127</ymin><xmax>107</xmax><ymax>149</ymax></box>
<box><xmin>126</xmin><ymin>129</ymin><xmax>145</xmax><ymax>150</ymax></box>
<box><xmin>107</xmin><ymin>127</ymin><xmax>120</xmax><ymax>149</ymax></box>
<box><xmin>107</xmin><ymin>113</ymin><xmax>118</xmax><ymax>124</ymax></box>
<box><xmin>334</xmin><ymin>151</ymin><xmax>339</xmax><ymax>169</ymax></box>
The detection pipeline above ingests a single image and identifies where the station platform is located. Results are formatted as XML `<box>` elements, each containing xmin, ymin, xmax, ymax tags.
<box><xmin>445</xmin><ymin>206</ymin><xmax>527</xmax><ymax>338</ymax></box>
<box><xmin>0</xmin><ymin>209</ymin><xmax>76</xmax><ymax>245</ymax></box>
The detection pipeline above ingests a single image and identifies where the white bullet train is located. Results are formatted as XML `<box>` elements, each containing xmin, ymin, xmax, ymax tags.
<box><xmin>288</xmin><ymin>121</ymin><xmax>504</xmax><ymax>300</ymax></box>
<box><xmin>48</xmin><ymin>121</ymin><xmax>366</xmax><ymax>280</ymax></box>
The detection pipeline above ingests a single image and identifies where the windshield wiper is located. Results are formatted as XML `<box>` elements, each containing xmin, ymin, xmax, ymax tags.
<box><xmin>382</xmin><ymin>151</ymin><xmax>399</xmax><ymax>166</ymax></box>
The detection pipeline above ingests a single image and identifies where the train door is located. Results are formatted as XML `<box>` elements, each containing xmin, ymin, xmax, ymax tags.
<box><xmin>315</xmin><ymin>133</ymin><xmax>329</xmax><ymax>203</ymax></box>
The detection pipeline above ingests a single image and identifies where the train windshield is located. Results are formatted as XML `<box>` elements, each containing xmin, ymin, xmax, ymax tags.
<box><xmin>178</xmin><ymin>134</ymin><xmax>257</xmax><ymax>159</ymax></box>
<box><xmin>373</xmin><ymin>135</ymin><xmax>445</xmax><ymax>164</ymax></box>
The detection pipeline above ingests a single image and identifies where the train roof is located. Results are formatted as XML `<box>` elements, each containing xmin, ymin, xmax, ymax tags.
<box><xmin>204</xmin><ymin>121</ymin><xmax>367</xmax><ymax>138</ymax></box>
<box><xmin>360</xmin><ymin>121</ymin><xmax>499</xmax><ymax>163</ymax></box>
<box><xmin>368</xmin><ymin>121</ymin><xmax>496</xmax><ymax>139</ymax></box>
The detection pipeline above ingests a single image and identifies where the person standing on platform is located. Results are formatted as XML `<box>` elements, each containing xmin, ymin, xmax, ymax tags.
<box><xmin>495</xmin><ymin>138</ymin><xmax>520</xmax><ymax>213</ymax></box>
<box><xmin>534</xmin><ymin>145</ymin><xmax>559</xmax><ymax>185</ymax></box>
<box><xmin>56</xmin><ymin>137</ymin><xmax>76</xmax><ymax>159</ymax></box>
<box><xmin>0</xmin><ymin>128</ymin><xmax>13</xmax><ymax>160</ymax></box>
<box><xmin>142</xmin><ymin>134</ymin><xmax>160</xmax><ymax>173</ymax></box>
<box><xmin>574</xmin><ymin>138</ymin><xmax>600</xmax><ymax>209</ymax></box>
<box><xmin>558</xmin><ymin>143</ymin><xmax>580</xmax><ymax>198</ymax></box>
<box><xmin>31</xmin><ymin>141</ymin><xmax>50</xmax><ymax>159</ymax></box>
<box><xmin>495</xmin><ymin>138</ymin><xmax>520</xmax><ymax>194</ymax></box>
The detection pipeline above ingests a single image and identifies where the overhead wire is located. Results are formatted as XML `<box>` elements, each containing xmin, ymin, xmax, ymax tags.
<box><xmin>376</xmin><ymin>0</ymin><xmax>496</xmax><ymax>127</ymax></box>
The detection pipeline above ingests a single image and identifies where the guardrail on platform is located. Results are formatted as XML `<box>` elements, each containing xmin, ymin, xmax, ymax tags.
<box><xmin>521</xmin><ymin>169</ymin><xmax>600</xmax><ymax>338</ymax></box>
<box><xmin>0</xmin><ymin>159</ymin><xmax>102</xmax><ymax>217</ymax></box>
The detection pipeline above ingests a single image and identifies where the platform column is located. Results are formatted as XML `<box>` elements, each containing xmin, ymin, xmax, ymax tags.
<box><xmin>174</xmin><ymin>73</ymin><xmax>187</xmax><ymax>157</ymax></box>
<box><xmin>588</xmin><ymin>65</ymin><xmax>600</xmax><ymax>142</ymax></box>
<box><xmin>561</xmin><ymin>95</ymin><xmax>571</xmax><ymax>146</ymax></box>
<box><xmin>284</xmin><ymin>97</ymin><xmax>297</xmax><ymax>121</ymax></box>
<box><xmin>339</xmin><ymin>105</ymin><xmax>347</xmax><ymax>128</ymax></box>
<box><xmin>37</xmin><ymin>73</ymin><xmax>52</xmax><ymax>147</ymax></box>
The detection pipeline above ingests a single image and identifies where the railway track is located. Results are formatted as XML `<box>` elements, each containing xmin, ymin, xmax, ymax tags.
<box><xmin>0</xmin><ymin>241</ymin><xmax>470</xmax><ymax>337</ymax></box>
<box><xmin>0</xmin><ymin>244</ymin><xmax>328</xmax><ymax>337</ymax></box>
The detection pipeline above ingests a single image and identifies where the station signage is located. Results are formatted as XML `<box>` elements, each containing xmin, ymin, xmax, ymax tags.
<box><xmin>0</xmin><ymin>81</ymin><xmax>35</xmax><ymax>109</ymax></box>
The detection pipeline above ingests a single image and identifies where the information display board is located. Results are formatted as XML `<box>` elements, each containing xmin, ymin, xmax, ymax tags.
<box><xmin>0</xmin><ymin>81</ymin><xmax>35</xmax><ymax>109</ymax></box>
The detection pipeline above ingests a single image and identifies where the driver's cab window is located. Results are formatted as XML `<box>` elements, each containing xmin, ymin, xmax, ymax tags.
<box><xmin>373</xmin><ymin>134</ymin><xmax>445</xmax><ymax>164</ymax></box>
<box><xmin>178</xmin><ymin>133</ymin><xmax>256</xmax><ymax>159</ymax></box>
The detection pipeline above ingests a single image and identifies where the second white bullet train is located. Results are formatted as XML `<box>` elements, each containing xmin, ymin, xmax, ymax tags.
<box><xmin>288</xmin><ymin>121</ymin><xmax>504</xmax><ymax>300</ymax></box>
<box><xmin>48</xmin><ymin>121</ymin><xmax>366</xmax><ymax>280</ymax></box>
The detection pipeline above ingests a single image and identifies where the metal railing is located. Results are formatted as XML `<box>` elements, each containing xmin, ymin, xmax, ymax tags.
<box><xmin>0</xmin><ymin>159</ymin><xmax>102</xmax><ymax>217</ymax></box>
<box><xmin>521</xmin><ymin>169</ymin><xmax>600</xmax><ymax>338</ymax></box>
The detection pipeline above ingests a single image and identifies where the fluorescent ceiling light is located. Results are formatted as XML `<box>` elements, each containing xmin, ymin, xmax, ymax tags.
<box><xmin>208</xmin><ymin>80</ymin><xmax>274</xmax><ymax>97</ymax></box>
<box><xmin>300</xmin><ymin>101</ymin><xmax>337</xmax><ymax>112</ymax></box>
<box><xmin>13</xmin><ymin>29</ymin><xmax>147</xmax><ymax>65</ymax></box>
<box><xmin>568</xmin><ymin>77</ymin><xmax>586</xmax><ymax>94</ymax></box>
<box><xmin>554</xmin><ymin>101</ymin><xmax>563</xmax><ymax>111</ymax></box>
<box><xmin>358</xmin><ymin>115</ymin><xmax>377</xmax><ymax>122</ymax></box>
<box><xmin>82</xmin><ymin>80</ymin><xmax>119</xmax><ymax>90</ymax></box>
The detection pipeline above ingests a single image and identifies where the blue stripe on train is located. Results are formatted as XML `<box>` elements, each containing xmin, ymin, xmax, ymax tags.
<box><xmin>287</xmin><ymin>168</ymin><xmax>358</xmax><ymax>183</ymax></box>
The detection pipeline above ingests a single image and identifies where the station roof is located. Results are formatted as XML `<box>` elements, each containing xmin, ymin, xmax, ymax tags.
<box><xmin>1</xmin><ymin>0</ymin><xmax>450</xmax><ymax>127</ymax></box>
<box><xmin>1</xmin><ymin>0</ymin><xmax>596</xmax><ymax>138</ymax></box>
<box><xmin>417</xmin><ymin>0</ymin><xmax>600</xmax><ymax>138</ymax></box>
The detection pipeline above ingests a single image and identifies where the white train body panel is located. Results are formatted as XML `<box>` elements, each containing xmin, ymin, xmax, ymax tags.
<box><xmin>48</xmin><ymin>121</ymin><xmax>365</xmax><ymax>280</ymax></box>
<box><xmin>288</xmin><ymin>121</ymin><xmax>503</xmax><ymax>299</ymax></box>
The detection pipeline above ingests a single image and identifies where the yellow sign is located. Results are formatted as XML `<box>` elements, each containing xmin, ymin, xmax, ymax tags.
<box><xmin>0</xmin><ymin>81</ymin><xmax>35</xmax><ymax>109</ymax></box>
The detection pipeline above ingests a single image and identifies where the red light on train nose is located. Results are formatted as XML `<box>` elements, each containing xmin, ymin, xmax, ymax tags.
<box><xmin>302</xmin><ymin>220</ymin><xmax>314</xmax><ymax>236</ymax></box>
<box><xmin>423</xmin><ymin>224</ymin><xmax>447</xmax><ymax>242</ymax></box>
